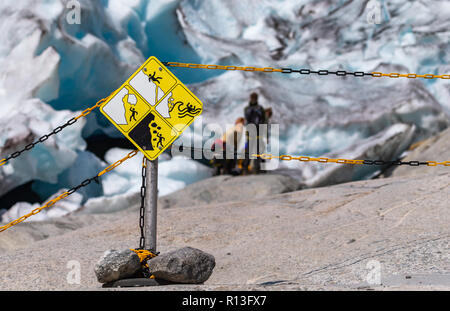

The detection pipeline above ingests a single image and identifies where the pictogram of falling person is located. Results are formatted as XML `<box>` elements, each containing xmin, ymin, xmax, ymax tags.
<box><xmin>149</xmin><ymin>121</ymin><xmax>165</xmax><ymax>150</ymax></box>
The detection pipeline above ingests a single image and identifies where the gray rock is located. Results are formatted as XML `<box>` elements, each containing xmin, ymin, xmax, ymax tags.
<box><xmin>159</xmin><ymin>174</ymin><xmax>302</xmax><ymax>209</ymax></box>
<box><xmin>94</xmin><ymin>249</ymin><xmax>141</xmax><ymax>284</ymax></box>
<box><xmin>148</xmin><ymin>247</ymin><xmax>215</xmax><ymax>284</ymax></box>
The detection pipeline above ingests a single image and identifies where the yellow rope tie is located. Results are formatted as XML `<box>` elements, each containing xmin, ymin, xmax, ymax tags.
<box><xmin>0</xmin><ymin>150</ymin><xmax>139</xmax><ymax>233</ymax></box>
<box><xmin>252</xmin><ymin>154</ymin><xmax>450</xmax><ymax>166</ymax></box>
<box><xmin>130</xmin><ymin>249</ymin><xmax>158</xmax><ymax>279</ymax></box>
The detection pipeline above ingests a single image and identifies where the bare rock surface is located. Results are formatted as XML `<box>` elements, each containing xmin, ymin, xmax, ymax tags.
<box><xmin>158</xmin><ymin>174</ymin><xmax>302</xmax><ymax>209</ymax></box>
<box><xmin>0</xmin><ymin>171</ymin><xmax>448</xmax><ymax>290</ymax></box>
<box><xmin>0</xmin><ymin>170</ymin><xmax>450</xmax><ymax>290</ymax></box>
<box><xmin>148</xmin><ymin>247</ymin><xmax>215</xmax><ymax>284</ymax></box>
<box><xmin>0</xmin><ymin>212</ymin><xmax>124</xmax><ymax>253</ymax></box>
<box><xmin>0</xmin><ymin>174</ymin><xmax>301</xmax><ymax>252</ymax></box>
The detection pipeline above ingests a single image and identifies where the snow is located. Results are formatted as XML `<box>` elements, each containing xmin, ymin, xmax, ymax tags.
<box><xmin>31</xmin><ymin>151</ymin><xmax>104</xmax><ymax>202</ymax></box>
<box><xmin>80</xmin><ymin>148</ymin><xmax>212</xmax><ymax>214</ymax></box>
<box><xmin>100</xmin><ymin>148</ymin><xmax>211</xmax><ymax>197</ymax></box>
<box><xmin>1</xmin><ymin>190</ymin><xmax>83</xmax><ymax>223</ymax></box>
<box><xmin>101</xmin><ymin>147</ymin><xmax>209</xmax><ymax>196</ymax></box>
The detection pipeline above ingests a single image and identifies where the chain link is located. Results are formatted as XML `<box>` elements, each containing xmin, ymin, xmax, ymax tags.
<box><xmin>172</xmin><ymin>145</ymin><xmax>449</xmax><ymax>167</ymax></box>
<box><xmin>163</xmin><ymin>61</ymin><xmax>449</xmax><ymax>80</ymax></box>
<box><xmin>163</xmin><ymin>61</ymin><xmax>283</xmax><ymax>73</ymax></box>
<box><xmin>0</xmin><ymin>117</ymin><xmax>77</xmax><ymax>167</ymax></box>
<box><xmin>131</xmin><ymin>157</ymin><xmax>159</xmax><ymax>279</ymax></box>
<box><xmin>371</xmin><ymin>72</ymin><xmax>450</xmax><ymax>80</ymax></box>
<box><xmin>281</xmin><ymin>68</ymin><xmax>370</xmax><ymax>77</ymax></box>
<box><xmin>0</xmin><ymin>97</ymin><xmax>108</xmax><ymax>168</ymax></box>
<box><xmin>0</xmin><ymin>149</ymin><xmax>139</xmax><ymax>232</ymax></box>
<box><xmin>97</xmin><ymin>150</ymin><xmax>139</xmax><ymax>176</ymax></box>
<box><xmin>253</xmin><ymin>153</ymin><xmax>450</xmax><ymax>167</ymax></box>
<box><xmin>73</xmin><ymin>97</ymin><xmax>107</xmax><ymax>120</ymax></box>
<box><xmin>139</xmin><ymin>156</ymin><xmax>147</xmax><ymax>249</ymax></box>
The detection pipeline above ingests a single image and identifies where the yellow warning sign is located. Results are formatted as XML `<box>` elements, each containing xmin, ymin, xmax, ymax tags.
<box><xmin>100</xmin><ymin>56</ymin><xmax>203</xmax><ymax>160</ymax></box>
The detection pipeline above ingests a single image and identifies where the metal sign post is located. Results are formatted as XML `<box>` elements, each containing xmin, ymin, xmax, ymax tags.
<box><xmin>96</xmin><ymin>56</ymin><xmax>203</xmax><ymax>286</ymax></box>
<box><xmin>144</xmin><ymin>158</ymin><xmax>158</xmax><ymax>252</ymax></box>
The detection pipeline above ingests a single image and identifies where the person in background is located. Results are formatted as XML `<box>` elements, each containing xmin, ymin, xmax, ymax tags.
<box><xmin>243</xmin><ymin>92</ymin><xmax>266</xmax><ymax>174</ymax></box>
<box><xmin>210</xmin><ymin>137</ymin><xmax>225</xmax><ymax>176</ymax></box>
<box><xmin>211</xmin><ymin>117</ymin><xmax>245</xmax><ymax>175</ymax></box>
<box><xmin>223</xmin><ymin>117</ymin><xmax>245</xmax><ymax>175</ymax></box>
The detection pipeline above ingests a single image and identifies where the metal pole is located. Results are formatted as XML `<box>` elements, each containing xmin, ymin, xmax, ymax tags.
<box><xmin>144</xmin><ymin>158</ymin><xmax>158</xmax><ymax>252</ymax></box>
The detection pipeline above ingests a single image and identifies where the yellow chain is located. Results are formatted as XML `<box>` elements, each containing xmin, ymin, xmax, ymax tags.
<box><xmin>74</xmin><ymin>96</ymin><xmax>110</xmax><ymax>120</ymax></box>
<box><xmin>253</xmin><ymin>153</ymin><xmax>365</xmax><ymax>164</ymax></box>
<box><xmin>426</xmin><ymin>161</ymin><xmax>450</xmax><ymax>167</ymax></box>
<box><xmin>164</xmin><ymin>61</ymin><xmax>449</xmax><ymax>80</ymax></box>
<box><xmin>164</xmin><ymin>61</ymin><xmax>283</xmax><ymax>73</ymax></box>
<box><xmin>371</xmin><ymin>72</ymin><xmax>450</xmax><ymax>80</ymax></box>
<box><xmin>0</xmin><ymin>150</ymin><xmax>139</xmax><ymax>232</ymax></box>
<box><xmin>98</xmin><ymin>149</ymin><xmax>139</xmax><ymax>177</ymax></box>
<box><xmin>252</xmin><ymin>154</ymin><xmax>450</xmax><ymax>166</ymax></box>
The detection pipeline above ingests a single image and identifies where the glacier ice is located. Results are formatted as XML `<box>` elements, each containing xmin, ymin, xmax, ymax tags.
<box><xmin>1</xmin><ymin>190</ymin><xmax>83</xmax><ymax>223</ymax></box>
<box><xmin>80</xmin><ymin>148</ymin><xmax>212</xmax><ymax>214</ymax></box>
<box><xmin>31</xmin><ymin>150</ymin><xmax>104</xmax><ymax>202</ymax></box>
<box><xmin>283</xmin><ymin>123</ymin><xmax>418</xmax><ymax>188</ymax></box>
<box><xmin>100</xmin><ymin>147</ymin><xmax>208</xmax><ymax>196</ymax></box>
<box><xmin>0</xmin><ymin>98</ymin><xmax>85</xmax><ymax>198</ymax></box>
<box><xmin>178</xmin><ymin>0</ymin><xmax>450</xmax><ymax>112</ymax></box>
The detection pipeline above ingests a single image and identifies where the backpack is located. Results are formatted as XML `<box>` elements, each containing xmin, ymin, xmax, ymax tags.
<box><xmin>245</xmin><ymin>104</ymin><xmax>265</xmax><ymax>125</ymax></box>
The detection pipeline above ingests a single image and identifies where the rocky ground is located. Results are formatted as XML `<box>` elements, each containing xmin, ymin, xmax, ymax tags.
<box><xmin>0</xmin><ymin>131</ymin><xmax>449</xmax><ymax>291</ymax></box>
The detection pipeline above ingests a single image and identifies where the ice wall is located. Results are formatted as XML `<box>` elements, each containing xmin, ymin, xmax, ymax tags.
<box><xmin>179</xmin><ymin>0</ymin><xmax>450</xmax><ymax>180</ymax></box>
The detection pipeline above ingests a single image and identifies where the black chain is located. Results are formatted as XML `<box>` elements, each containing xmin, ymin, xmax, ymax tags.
<box><xmin>1</xmin><ymin>117</ymin><xmax>78</xmax><ymax>164</ymax></box>
<box><xmin>137</xmin><ymin>159</ymin><xmax>156</xmax><ymax>279</ymax></box>
<box><xmin>162</xmin><ymin>61</ymin><xmax>374</xmax><ymax>78</ymax></box>
<box><xmin>362</xmin><ymin>160</ymin><xmax>429</xmax><ymax>166</ymax></box>
<box><xmin>66</xmin><ymin>175</ymin><xmax>100</xmax><ymax>196</ymax></box>
<box><xmin>138</xmin><ymin>157</ymin><xmax>147</xmax><ymax>249</ymax></box>
<box><xmin>281</xmin><ymin>67</ymin><xmax>372</xmax><ymax>77</ymax></box>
